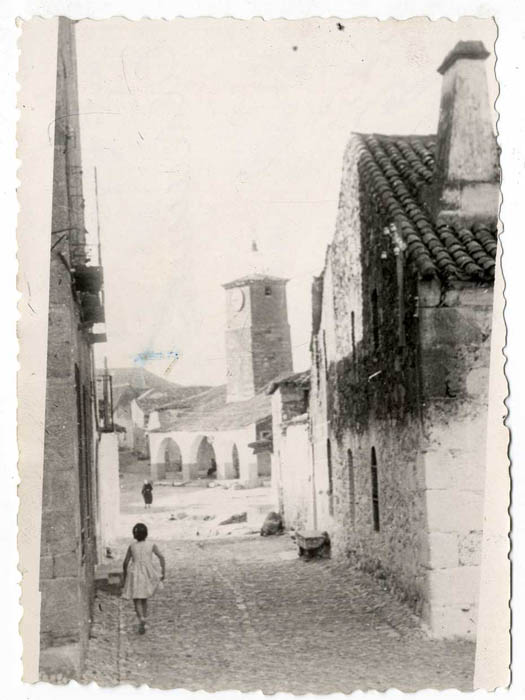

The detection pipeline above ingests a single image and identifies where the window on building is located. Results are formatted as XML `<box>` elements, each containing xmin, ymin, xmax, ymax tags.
<box><xmin>371</xmin><ymin>289</ymin><xmax>379</xmax><ymax>351</ymax></box>
<box><xmin>348</xmin><ymin>448</ymin><xmax>355</xmax><ymax>526</ymax></box>
<box><xmin>302</xmin><ymin>388</ymin><xmax>310</xmax><ymax>412</ymax></box>
<box><xmin>265</xmin><ymin>286</ymin><xmax>272</xmax><ymax>296</ymax></box>
<box><xmin>371</xmin><ymin>446</ymin><xmax>380</xmax><ymax>531</ymax></box>
<box><xmin>327</xmin><ymin>438</ymin><xmax>334</xmax><ymax>516</ymax></box>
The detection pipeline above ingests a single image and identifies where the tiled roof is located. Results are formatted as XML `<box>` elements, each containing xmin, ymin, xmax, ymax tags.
<box><xmin>135</xmin><ymin>384</ymin><xmax>211</xmax><ymax>414</ymax></box>
<box><xmin>151</xmin><ymin>385</ymin><xmax>272</xmax><ymax>433</ymax></box>
<box><xmin>356</xmin><ymin>134</ymin><xmax>498</xmax><ymax>282</ymax></box>
<box><xmin>223</xmin><ymin>273</ymin><xmax>289</xmax><ymax>289</ymax></box>
<box><xmin>112</xmin><ymin>383</ymin><xmax>140</xmax><ymax>409</ymax></box>
<box><xmin>267</xmin><ymin>369</ymin><xmax>311</xmax><ymax>395</ymax></box>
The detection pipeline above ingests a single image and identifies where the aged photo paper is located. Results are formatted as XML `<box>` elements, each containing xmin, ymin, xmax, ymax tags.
<box><xmin>17</xmin><ymin>14</ymin><xmax>510</xmax><ymax>692</ymax></box>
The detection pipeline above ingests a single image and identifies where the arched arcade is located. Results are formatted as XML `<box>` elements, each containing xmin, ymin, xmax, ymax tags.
<box><xmin>149</xmin><ymin>428</ymin><xmax>259</xmax><ymax>483</ymax></box>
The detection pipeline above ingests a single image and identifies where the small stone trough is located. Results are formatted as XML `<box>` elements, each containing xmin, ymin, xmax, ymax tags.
<box><xmin>295</xmin><ymin>529</ymin><xmax>331</xmax><ymax>560</ymax></box>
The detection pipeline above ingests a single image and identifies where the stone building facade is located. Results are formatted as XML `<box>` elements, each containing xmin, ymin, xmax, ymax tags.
<box><xmin>268</xmin><ymin>371</ymin><xmax>312</xmax><ymax>530</ymax></box>
<box><xmin>148</xmin><ymin>274</ymin><xmax>293</xmax><ymax>484</ymax></box>
<box><xmin>308</xmin><ymin>41</ymin><xmax>498</xmax><ymax>639</ymax></box>
<box><xmin>224</xmin><ymin>274</ymin><xmax>293</xmax><ymax>402</ymax></box>
<box><xmin>39</xmin><ymin>18</ymin><xmax>110</xmax><ymax>677</ymax></box>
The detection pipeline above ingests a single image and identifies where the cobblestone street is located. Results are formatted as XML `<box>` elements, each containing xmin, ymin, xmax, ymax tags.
<box><xmin>83</xmin><ymin>534</ymin><xmax>475</xmax><ymax>692</ymax></box>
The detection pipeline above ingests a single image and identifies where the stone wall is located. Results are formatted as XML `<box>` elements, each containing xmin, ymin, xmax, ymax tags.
<box><xmin>322</xmin><ymin>139</ymin><xmax>426</xmax><ymax>591</ymax></box>
<box><xmin>418</xmin><ymin>281</ymin><xmax>493</xmax><ymax>637</ymax></box>
<box><xmin>307</xmin><ymin>134</ymin><xmax>493</xmax><ymax>638</ymax></box>
<box><xmin>328</xmin><ymin>415</ymin><xmax>427</xmax><ymax>608</ymax></box>
<box><xmin>40</xmin><ymin>18</ymin><xmax>97</xmax><ymax>676</ymax></box>
<box><xmin>225</xmin><ymin>279</ymin><xmax>293</xmax><ymax>402</ymax></box>
<box><xmin>249</xmin><ymin>282</ymin><xmax>293</xmax><ymax>392</ymax></box>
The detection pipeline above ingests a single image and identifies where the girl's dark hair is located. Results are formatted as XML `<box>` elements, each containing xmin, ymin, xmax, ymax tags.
<box><xmin>132</xmin><ymin>523</ymin><xmax>148</xmax><ymax>541</ymax></box>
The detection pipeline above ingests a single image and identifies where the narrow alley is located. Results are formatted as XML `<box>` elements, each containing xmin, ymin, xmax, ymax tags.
<box><xmin>83</xmin><ymin>521</ymin><xmax>475</xmax><ymax>692</ymax></box>
<box><xmin>23</xmin><ymin>18</ymin><xmax>506</xmax><ymax>691</ymax></box>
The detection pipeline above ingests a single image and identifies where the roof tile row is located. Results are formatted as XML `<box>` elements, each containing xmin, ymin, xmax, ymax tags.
<box><xmin>357</xmin><ymin>134</ymin><xmax>497</xmax><ymax>282</ymax></box>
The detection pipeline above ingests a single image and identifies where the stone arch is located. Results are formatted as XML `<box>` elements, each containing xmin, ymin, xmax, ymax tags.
<box><xmin>189</xmin><ymin>435</ymin><xmax>217</xmax><ymax>478</ymax></box>
<box><xmin>150</xmin><ymin>434</ymin><xmax>184</xmax><ymax>481</ymax></box>
<box><xmin>158</xmin><ymin>437</ymin><xmax>182</xmax><ymax>472</ymax></box>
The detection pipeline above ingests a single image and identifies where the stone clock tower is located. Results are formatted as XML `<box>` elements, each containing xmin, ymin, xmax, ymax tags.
<box><xmin>223</xmin><ymin>274</ymin><xmax>293</xmax><ymax>403</ymax></box>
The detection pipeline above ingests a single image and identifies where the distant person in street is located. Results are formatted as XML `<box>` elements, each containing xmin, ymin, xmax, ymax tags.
<box><xmin>122</xmin><ymin>522</ymin><xmax>166</xmax><ymax>635</ymax></box>
<box><xmin>141</xmin><ymin>479</ymin><xmax>153</xmax><ymax>509</ymax></box>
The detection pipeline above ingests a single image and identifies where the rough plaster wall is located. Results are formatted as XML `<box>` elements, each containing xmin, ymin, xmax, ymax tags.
<box><xmin>270</xmin><ymin>390</ymin><xmax>285</xmax><ymax>512</ymax></box>
<box><xmin>271</xmin><ymin>385</ymin><xmax>313</xmax><ymax>529</ymax></box>
<box><xmin>97</xmin><ymin>433</ymin><xmax>120</xmax><ymax>552</ymax></box>
<box><xmin>280</xmin><ymin>420</ymin><xmax>313</xmax><ymax>530</ymax></box>
<box><xmin>309</xmin><ymin>331</ymin><xmax>333</xmax><ymax>533</ymax></box>
<box><xmin>115</xmin><ymin>404</ymin><xmax>133</xmax><ymax>448</ymax></box>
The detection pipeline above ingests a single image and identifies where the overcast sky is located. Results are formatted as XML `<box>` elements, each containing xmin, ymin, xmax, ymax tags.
<box><xmin>75</xmin><ymin>17</ymin><xmax>497</xmax><ymax>386</ymax></box>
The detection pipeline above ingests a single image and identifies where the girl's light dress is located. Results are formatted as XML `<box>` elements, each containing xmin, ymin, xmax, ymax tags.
<box><xmin>122</xmin><ymin>541</ymin><xmax>161</xmax><ymax>600</ymax></box>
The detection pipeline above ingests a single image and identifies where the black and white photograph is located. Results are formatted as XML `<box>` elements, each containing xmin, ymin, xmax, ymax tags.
<box><xmin>15</xmin><ymin>13</ymin><xmax>510</xmax><ymax>693</ymax></box>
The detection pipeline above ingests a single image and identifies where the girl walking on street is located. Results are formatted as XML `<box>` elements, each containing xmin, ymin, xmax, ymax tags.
<box><xmin>122</xmin><ymin>522</ymin><xmax>166</xmax><ymax>634</ymax></box>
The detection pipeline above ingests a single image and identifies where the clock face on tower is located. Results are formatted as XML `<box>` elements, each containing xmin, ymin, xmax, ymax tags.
<box><xmin>231</xmin><ymin>287</ymin><xmax>245</xmax><ymax>312</ymax></box>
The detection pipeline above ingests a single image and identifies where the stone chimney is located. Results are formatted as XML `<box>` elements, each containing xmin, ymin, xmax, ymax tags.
<box><xmin>432</xmin><ymin>41</ymin><xmax>499</xmax><ymax>225</ymax></box>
